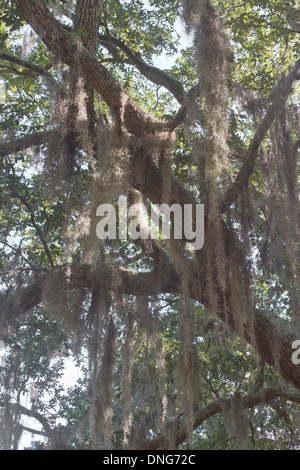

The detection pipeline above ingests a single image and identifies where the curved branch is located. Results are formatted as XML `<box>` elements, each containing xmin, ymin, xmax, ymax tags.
<box><xmin>0</xmin><ymin>400</ymin><xmax>52</xmax><ymax>436</ymax></box>
<box><xmin>146</xmin><ymin>386</ymin><xmax>300</xmax><ymax>449</ymax></box>
<box><xmin>222</xmin><ymin>59</ymin><xmax>300</xmax><ymax>212</ymax></box>
<box><xmin>99</xmin><ymin>34</ymin><xmax>186</xmax><ymax>104</ymax></box>
<box><xmin>19</xmin><ymin>424</ymin><xmax>48</xmax><ymax>437</ymax></box>
<box><xmin>0</xmin><ymin>263</ymin><xmax>179</xmax><ymax>324</ymax></box>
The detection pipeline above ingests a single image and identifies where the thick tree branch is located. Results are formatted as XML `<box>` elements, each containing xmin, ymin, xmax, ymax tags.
<box><xmin>0</xmin><ymin>130</ymin><xmax>57</xmax><ymax>159</ymax></box>
<box><xmin>19</xmin><ymin>424</ymin><xmax>47</xmax><ymax>437</ymax></box>
<box><xmin>12</xmin><ymin>0</ymin><xmax>188</xmax><ymax>136</ymax></box>
<box><xmin>99</xmin><ymin>34</ymin><xmax>186</xmax><ymax>104</ymax></box>
<box><xmin>146</xmin><ymin>386</ymin><xmax>300</xmax><ymax>449</ymax></box>
<box><xmin>0</xmin><ymin>64</ymin><xmax>37</xmax><ymax>78</ymax></box>
<box><xmin>2</xmin><ymin>242</ymin><xmax>300</xmax><ymax>393</ymax></box>
<box><xmin>0</xmin><ymin>400</ymin><xmax>52</xmax><ymax>436</ymax></box>
<box><xmin>75</xmin><ymin>0</ymin><xmax>102</xmax><ymax>55</ymax></box>
<box><xmin>0</xmin><ymin>263</ymin><xmax>179</xmax><ymax>324</ymax></box>
<box><xmin>222</xmin><ymin>59</ymin><xmax>300</xmax><ymax>212</ymax></box>
<box><xmin>66</xmin><ymin>0</ymin><xmax>103</xmax><ymax>156</ymax></box>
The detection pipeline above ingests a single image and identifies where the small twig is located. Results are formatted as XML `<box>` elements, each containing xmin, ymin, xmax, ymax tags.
<box><xmin>7</xmin><ymin>183</ymin><xmax>55</xmax><ymax>267</ymax></box>
<box><xmin>202</xmin><ymin>372</ymin><xmax>221</xmax><ymax>400</ymax></box>
<box><xmin>0</xmin><ymin>52</ymin><xmax>61</xmax><ymax>90</ymax></box>
<box><xmin>5</xmin><ymin>241</ymin><xmax>36</xmax><ymax>270</ymax></box>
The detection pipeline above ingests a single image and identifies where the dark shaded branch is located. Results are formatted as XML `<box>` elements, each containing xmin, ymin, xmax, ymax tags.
<box><xmin>0</xmin><ymin>53</ymin><xmax>61</xmax><ymax>90</ymax></box>
<box><xmin>0</xmin><ymin>65</ymin><xmax>34</xmax><ymax>78</ymax></box>
<box><xmin>19</xmin><ymin>424</ymin><xmax>48</xmax><ymax>437</ymax></box>
<box><xmin>0</xmin><ymin>400</ymin><xmax>52</xmax><ymax>436</ymax></box>
<box><xmin>146</xmin><ymin>386</ymin><xmax>300</xmax><ymax>450</ymax></box>
<box><xmin>167</xmin><ymin>84</ymin><xmax>201</xmax><ymax>130</ymax></box>
<box><xmin>2</xmin><ymin>248</ymin><xmax>300</xmax><ymax>392</ymax></box>
<box><xmin>0</xmin><ymin>263</ymin><xmax>179</xmax><ymax>324</ymax></box>
<box><xmin>0</xmin><ymin>130</ymin><xmax>57</xmax><ymax>159</ymax></box>
<box><xmin>222</xmin><ymin>59</ymin><xmax>300</xmax><ymax>212</ymax></box>
<box><xmin>99</xmin><ymin>34</ymin><xmax>186</xmax><ymax>104</ymax></box>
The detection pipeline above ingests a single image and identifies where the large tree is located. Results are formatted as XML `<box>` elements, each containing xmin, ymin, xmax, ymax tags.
<box><xmin>0</xmin><ymin>0</ymin><xmax>299</xmax><ymax>450</ymax></box>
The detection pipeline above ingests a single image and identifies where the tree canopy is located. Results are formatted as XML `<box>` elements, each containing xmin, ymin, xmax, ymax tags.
<box><xmin>0</xmin><ymin>0</ymin><xmax>299</xmax><ymax>450</ymax></box>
